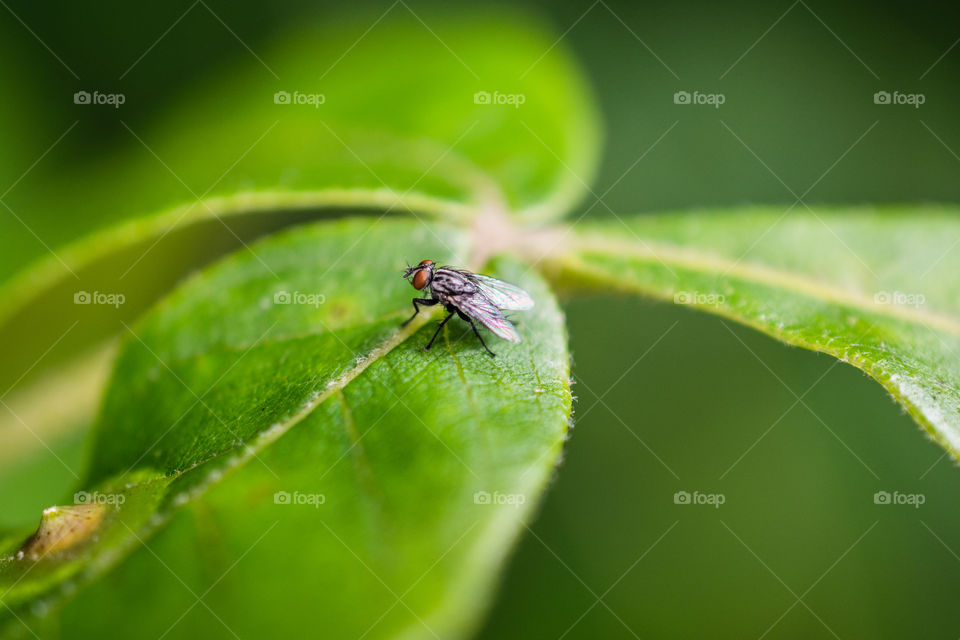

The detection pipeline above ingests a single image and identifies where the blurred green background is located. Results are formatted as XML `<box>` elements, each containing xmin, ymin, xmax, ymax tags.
<box><xmin>2</xmin><ymin>0</ymin><xmax>960</xmax><ymax>638</ymax></box>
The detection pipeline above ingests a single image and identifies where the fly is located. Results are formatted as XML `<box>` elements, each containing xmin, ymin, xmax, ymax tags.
<box><xmin>401</xmin><ymin>259</ymin><xmax>534</xmax><ymax>357</ymax></box>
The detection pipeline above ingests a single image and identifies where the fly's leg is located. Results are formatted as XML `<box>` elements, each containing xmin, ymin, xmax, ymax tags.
<box><xmin>456</xmin><ymin>310</ymin><xmax>496</xmax><ymax>358</ymax></box>
<box><xmin>402</xmin><ymin>297</ymin><xmax>438</xmax><ymax>327</ymax></box>
<box><xmin>425</xmin><ymin>311</ymin><xmax>455</xmax><ymax>351</ymax></box>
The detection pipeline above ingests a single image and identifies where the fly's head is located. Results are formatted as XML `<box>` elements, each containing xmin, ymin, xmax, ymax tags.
<box><xmin>402</xmin><ymin>259</ymin><xmax>435</xmax><ymax>291</ymax></box>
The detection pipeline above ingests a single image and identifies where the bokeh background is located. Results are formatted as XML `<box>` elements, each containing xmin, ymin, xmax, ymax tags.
<box><xmin>2</xmin><ymin>0</ymin><xmax>960</xmax><ymax>638</ymax></box>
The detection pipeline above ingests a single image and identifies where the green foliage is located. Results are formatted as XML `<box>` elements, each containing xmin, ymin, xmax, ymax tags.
<box><xmin>0</xmin><ymin>5</ymin><xmax>599</xmax><ymax>406</ymax></box>
<box><xmin>0</xmin><ymin>220</ymin><xmax>571</xmax><ymax>639</ymax></box>
<box><xmin>0</xmin><ymin>7</ymin><xmax>957</xmax><ymax>640</ymax></box>
<box><xmin>543</xmin><ymin>207</ymin><xmax>960</xmax><ymax>458</ymax></box>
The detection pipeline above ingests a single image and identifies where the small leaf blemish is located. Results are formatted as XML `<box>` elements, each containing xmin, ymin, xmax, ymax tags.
<box><xmin>19</xmin><ymin>504</ymin><xmax>106</xmax><ymax>560</ymax></box>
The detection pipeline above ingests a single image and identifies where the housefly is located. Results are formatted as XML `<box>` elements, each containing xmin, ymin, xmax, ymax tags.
<box><xmin>401</xmin><ymin>259</ymin><xmax>534</xmax><ymax>357</ymax></box>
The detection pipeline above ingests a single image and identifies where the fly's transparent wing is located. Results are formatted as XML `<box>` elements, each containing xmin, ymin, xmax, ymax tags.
<box><xmin>448</xmin><ymin>293</ymin><xmax>522</xmax><ymax>343</ymax></box>
<box><xmin>468</xmin><ymin>274</ymin><xmax>535</xmax><ymax>311</ymax></box>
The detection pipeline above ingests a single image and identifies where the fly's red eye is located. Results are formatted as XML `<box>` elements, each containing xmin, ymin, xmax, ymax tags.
<box><xmin>418</xmin><ymin>259</ymin><xmax>434</xmax><ymax>267</ymax></box>
<box><xmin>412</xmin><ymin>269</ymin><xmax>430</xmax><ymax>290</ymax></box>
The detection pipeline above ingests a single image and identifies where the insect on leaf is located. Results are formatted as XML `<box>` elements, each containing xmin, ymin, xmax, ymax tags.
<box><xmin>0</xmin><ymin>218</ymin><xmax>572</xmax><ymax>640</ymax></box>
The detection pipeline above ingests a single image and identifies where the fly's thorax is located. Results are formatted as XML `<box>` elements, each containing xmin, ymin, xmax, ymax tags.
<box><xmin>431</xmin><ymin>268</ymin><xmax>476</xmax><ymax>295</ymax></box>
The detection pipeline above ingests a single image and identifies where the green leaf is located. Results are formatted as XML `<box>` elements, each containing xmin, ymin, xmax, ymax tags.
<box><xmin>0</xmin><ymin>217</ymin><xmax>572</xmax><ymax>640</ymax></box>
<box><xmin>1</xmin><ymin>8</ymin><xmax>600</xmax><ymax>276</ymax></box>
<box><xmin>0</xmin><ymin>7</ymin><xmax>598</xmax><ymax>469</ymax></box>
<box><xmin>541</xmin><ymin>205</ymin><xmax>960</xmax><ymax>459</ymax></box>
